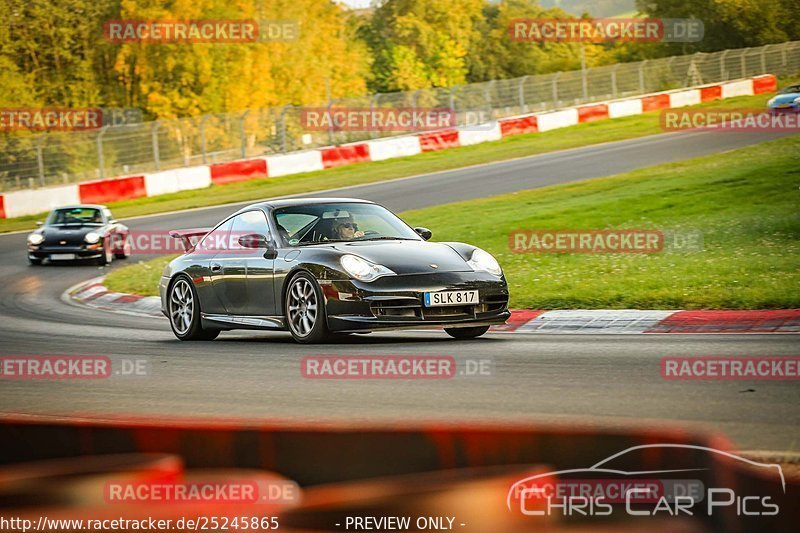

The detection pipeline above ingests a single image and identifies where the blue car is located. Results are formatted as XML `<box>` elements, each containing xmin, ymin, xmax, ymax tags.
<box><xmin>767</xmin><ymin>84</ymin><xmax>800</xmax><ymax>113</ymax></box>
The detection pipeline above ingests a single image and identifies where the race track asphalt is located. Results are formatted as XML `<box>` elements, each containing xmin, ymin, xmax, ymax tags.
<box><xmin>0</xmin><ymin>129</ymin><xmax>797</xmax><ymax>451</ymax></box>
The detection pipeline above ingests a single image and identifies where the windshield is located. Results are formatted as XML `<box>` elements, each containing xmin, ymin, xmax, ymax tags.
<box><xmin>46</xmin><ymin>207</ymin><xmax>103</xmax><ymax>226</ymax></box>
<box><xmin>779</xmin><ymin>85</ymin><xmax>800</xmax><ymax>94</ymax></box>
<box><xmin>273</xmin><ymin>203</ymin><xmax>421</xmax><ymax>246</ymax></box>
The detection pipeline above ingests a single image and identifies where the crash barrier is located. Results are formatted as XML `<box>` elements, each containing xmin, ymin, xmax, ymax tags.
<box><xmin>210</xmin><ymin>158</ymin><xmax>268</xmax><ymax>185</ymax></box>
<box><xmin>0</xmin><ymin>74</ymin><xmax>777</xmax><ymax>219</ymax></box>
<box><xmin>320</xmin><ymin>143</ymin><xmax>371</xmax><ymax>169</ymax></box>
<box><xmin>264</xmin><ymin>150</ymin><xmax>324</xmax><ymax>177</ymax></box>
<box><xmin>0</xmin><ymin>415</ymin><xmax>796</xmax><ymax>532</ymax></box>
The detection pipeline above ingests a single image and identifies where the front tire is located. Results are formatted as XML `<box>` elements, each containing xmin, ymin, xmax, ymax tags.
<box><xmin>168</xmin><ymin>275</ymin><xmax>219</xmax><ymax>341</ymax></box>
<box><xmin>96</xmin><ymin>239</ymin><xmax>113</xmax><ymax>266</ymax></box>
<box><xmin>445</xmin><ymin>326</ymin><xmax>490</xmax><ymax>339</ymax></box>
<box><xmin>28</xmin><ymin>257</ymin><xmax>43</xmax><ymax>266</ymax></box>
<box><xmin>114</xmin><ymin>234</ymin><xmax>132</xmax><ymax>259</ymax></box>
<box><xmin>285</xmin><ymin>272</ymin><xmax>330</xmax><ymax>344</ymax></box>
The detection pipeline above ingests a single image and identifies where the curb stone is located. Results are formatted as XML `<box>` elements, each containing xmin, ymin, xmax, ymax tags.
<box><xmin>66</xmin><ymin>277</ymin><xmax>800</xmax><ymax>334</ymax></box>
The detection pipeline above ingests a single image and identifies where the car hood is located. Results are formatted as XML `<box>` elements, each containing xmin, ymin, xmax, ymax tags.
<box><xmin>330</xmin><ymin>240</ymin><xmax>472</xmax><ymax>275</ymax></box>
<box><xmin>770</xmin><ymin>93</ymin><xmax>799</xmax><ymax>105</ymax></box>
<box><xmin>39</xmin><ymin>225</ymin><xmax>101</xmax><ymax>245</ymax></box>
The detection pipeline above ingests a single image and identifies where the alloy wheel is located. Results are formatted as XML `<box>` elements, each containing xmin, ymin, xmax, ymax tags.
<box><xmin>170</xmin><ymin>278</ymin><xmax>194</xmax><ymax>335</ymax></box>
<box><xmin>287</xmin><ymin>277</ymin><xmax>318</xmax><ymax>337</ymax></box>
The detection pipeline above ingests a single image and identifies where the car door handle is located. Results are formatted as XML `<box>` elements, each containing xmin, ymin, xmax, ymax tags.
<box><xmin>210</xmin><ymin>263</ymin><xmax>222</xmax><ymax>273</ymax></box>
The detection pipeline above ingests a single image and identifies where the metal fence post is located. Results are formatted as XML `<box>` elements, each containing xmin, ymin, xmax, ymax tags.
<box><xmin>719</xmin><ymin>50</ymin><xmax>729</xmax><ymax>81</ymax></box>
<box><xmin>280</xmin><ymin>106</ymin><xmax>289</xmax><ymax>153</ymax></box>
<box><xmin>518</xmin><ymin>75</ymin><xmax>528</xmax><ymax>112</ymax></box>
<box><xmin>240</xmin><ymin>110</ymin><xmax>249</xmax><ymax>159</ymax></box>
<box><xmin>200</xmin><ymin>116</ymin><xmax>209</xmax><ymax>164</ymax></box>
<box><xmin>486</xmin><ymin>80</ymin><xmax>495</xmax><ymax>119</ymax></box>
<box><xmin>36</xmin><ymin>134</ymin><xmax>46</xmax><ymax>187</ymax></box>
<box><xmin>326</xmin><ymin>99</ymin><xmax>336</xmax><ymax>146</ymax></box>
<box><xmin>740</xmin><ymin>48</ymin><xmax>749</xmax><ymax>78</ymax></box>
<box><xmin>370</xmin><ymin>94</ymin><xmax>380</xmax><ymax>139</ymax></box>
<box><xmin>638</xmin><ymin>61</ymin><xmax>647</xmax><ymax>93</ymax></box>
<box><xmin>551</xmin><ymin>73</ymin><xmax>560</xmax><ymax>105</ymax></box>
<box><xmin>151</xmin><ymin>121</ymin><xmax>161</xmax><ymax>171</ymax></box>
<box><xmin>97</xmin><ymin>126</ymin><xmax>108</xmax><ymax>179</ymax></box>
<box><xmin>760</xmin><ymin>45</ymin><xmax>768</xmax><ymax>74</ymax></box>
<box><xmin>611</xmin><ymin>64</ymin><xmax>619</xmax><ymax>98</ymax></box>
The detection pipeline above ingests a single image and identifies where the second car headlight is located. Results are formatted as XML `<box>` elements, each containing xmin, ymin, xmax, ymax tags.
<box><xmin>27</xmin><ymin>233</ymin><xmax>44</xmax><ymax>246</ymax></box>
<box><xmin>84</xmin><ymin>232</ymin><xmax>101</xmax><ymax>244</ymax></box>
<box><xmin>467</xmin><ymin>248</ymin><xmax>502</xmax><ymax>276</ymax></box>
<box><xmin>340</xmin><ymin>254</ymin><xmax>394</xmax><ymax>282</ymax></box>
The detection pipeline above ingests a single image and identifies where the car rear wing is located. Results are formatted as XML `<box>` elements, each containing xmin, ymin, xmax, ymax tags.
<box><xmin>169</xmin><ymin>228</ymin><xmax>211</xmax><ymax>252</ymax></box>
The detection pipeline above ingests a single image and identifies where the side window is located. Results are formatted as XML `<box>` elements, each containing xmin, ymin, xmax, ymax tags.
<box><xmin>197</xmin><ymin>218</ymin><xmax>233</xmax><ymax>254</ymax></box>
<box><xmin>230</xmin><ymin>210</ymin><xmax>270</xmax><ymax>237</ymax></box>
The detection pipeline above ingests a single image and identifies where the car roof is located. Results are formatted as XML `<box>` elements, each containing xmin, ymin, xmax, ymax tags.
<box><xmin>50</xmin><ymin>204</ymin><xmax>108</xmax><ymax>211</ymax></box>
<box><xmin>234</xmin><ymin>197</ymin><xmax>375</xmax><ymax>214</ymax></box>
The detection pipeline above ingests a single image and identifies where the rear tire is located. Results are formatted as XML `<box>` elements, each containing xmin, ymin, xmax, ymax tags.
<box><xmin>284</xmin><ymin>272</ymin><xmax>330</xmax><ymax>344</ymax></box>
<box><xmin>168</xmin><ymin>275</ymin><xmax>219</xmax><ymax>341</ymax></box>
<box><xmin>444</xmin><ymin>326</ymin><xmax>490</xmax><ymax>339</ymax></box>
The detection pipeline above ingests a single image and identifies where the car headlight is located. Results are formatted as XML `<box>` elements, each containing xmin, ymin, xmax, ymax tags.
<box><xmin>27</xmin><ymin>233</ymin><xmax>44</xmax><ymax>246</ymax></box>
<box><xmin>340</xmin><ymin>254</ymin><xmax>394</xmax><ymax>282</ymax></box>
<box><xmin>84</xmin><ymin>232</ymin><xmax>101</xmax><ymax>244</ymax></box>
<box><xmin>467</xmin><ymin>248</ymin><xmax>502</xmax><ymax>276</ymax></box>
<box><xmin>767</xmin><ymin>97</ymin><xmax>776</xmax><ymax>106</ymax></box>
<box><xmin>794</xmin><ymin>96</ymin><xmax>800</xmax><ymax>104</ymax></box>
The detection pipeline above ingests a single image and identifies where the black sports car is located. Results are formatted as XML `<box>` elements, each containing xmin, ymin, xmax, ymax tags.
<box><xmin>160</xmin><ymin>198</ymin><xmax>510</xmax><ymax>343</ymax></box>
<box><xmin>26</xmin><ymin>204</ymin><xmax>131</xmax><ymax>265</ymax></box>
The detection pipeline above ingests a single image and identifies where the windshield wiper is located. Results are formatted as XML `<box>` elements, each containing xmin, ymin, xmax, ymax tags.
<box><xmin>297</xmin><ymin>239</ymin><xmax>351</xmax><ymax>246</ymax></box>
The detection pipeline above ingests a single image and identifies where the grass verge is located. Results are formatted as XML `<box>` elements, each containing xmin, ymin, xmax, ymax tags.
<box><xmin>2</xmin><ymin>80</ymin><xmax>795</xmax><ymax>234</ymax></box>
<box><xmin>105</xmin><ymin>135</ymin><xmax>800</xmax><ymax>309</ymax></box>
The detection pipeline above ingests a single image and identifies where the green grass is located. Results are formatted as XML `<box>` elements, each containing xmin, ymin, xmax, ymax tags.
<box><xmin>2</xmin><ymin>81</ymin><xmax>794</xmax><ymax>234</ymax></box>
<box><xmin>106</xmin><ymin>135</ymin><xmax>800</xmax><ymax>309</ymax></box>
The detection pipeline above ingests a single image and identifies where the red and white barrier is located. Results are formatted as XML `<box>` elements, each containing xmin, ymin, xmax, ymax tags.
<box><xmin>668</xmin><ymin>89</ymin><xmax>701</xmax><ymax>108</ymax></box>
<box><xmin>536</xmin><ymin>108</ymin><xmax>579</xmax><ymax>132</ymax></box>
<box><xmin>3</xmin><ymin>184</ymin><xmax>80</xmax><ymax>219</ymax></box>
<box><xmin>457</xmin><ymin>121</ymin><xmax>502</xmax><ymax>146</ymax></box>
<box><xmin>264</xmin><ymin>150</ymin><xmax>324</xmax><ymax>177</ymax></box>
<box><xmin>721</xmin><ymin>79</ymin><xmax>754</xmax><ymax>98</ymax></box>
<box><xmin>0</xmin><ymin>74</ymin><xmax>779</xmax><ymax>219</ymax></box>
<box><xmin>366</xmin><ymin>135</ymin><xmax>422</xmax><ymax>161</ymax></box>
<box><xmin>608</xmin><ymin>98</ymin><xmax>643</xmax><ymax>118</ymax></box>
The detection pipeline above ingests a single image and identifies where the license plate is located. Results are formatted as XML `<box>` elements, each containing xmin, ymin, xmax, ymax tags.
<box><xmin>50</xmin><ymin>253</ymin><xmax>75</xmax><ymax>260</ymax></box>
<box><xmin>777</xmin><ymin>103</ymin><xmax>791</xmax><ymax>108</ymax></box>
<box><xmin>424</xmin><ymin>290</ymin><xmax>478</xmax><ymax>307</ymax></box>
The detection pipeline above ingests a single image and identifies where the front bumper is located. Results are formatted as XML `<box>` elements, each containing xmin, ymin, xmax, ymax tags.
<box><xmin>320</xmin><ymin>271</ymin><xmax>510</xmax><ymax>332</ymax></box>
<box><xmin>28</xmin><ymin>244</ymin><xmax>103</xmax><ymax>260</ymax></box>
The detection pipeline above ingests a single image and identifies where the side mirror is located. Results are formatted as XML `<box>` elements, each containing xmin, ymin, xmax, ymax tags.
<box><xmin>36</xmin><ymin>221</ymin><xmax>43</xmax><ymax>227</ymax></box>
<box><xmin>238</xmin><ymin>233</ymin><xmax>278</xmax><ymax>259</ymax></box>
<box><xmin>414</xmin><ymin>227</ymin><xmax>432</xmax><ymax>241</ymax></box>
<box><xmin>238</xmin><ymin>233</ymin><xmax>269</xmax><ymax>249</ymax></box>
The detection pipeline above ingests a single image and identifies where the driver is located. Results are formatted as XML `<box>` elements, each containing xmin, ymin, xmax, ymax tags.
<box><xmin>332</xmin><ymin>217</ymin><xmax>364</xmax><ymax>240</ymax></box>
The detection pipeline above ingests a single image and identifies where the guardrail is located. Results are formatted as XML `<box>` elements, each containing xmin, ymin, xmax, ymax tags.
<box><xmin>1</xmin><ymin>41</ymin><xmax>798</xmax><ymax>192</ymax></box>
